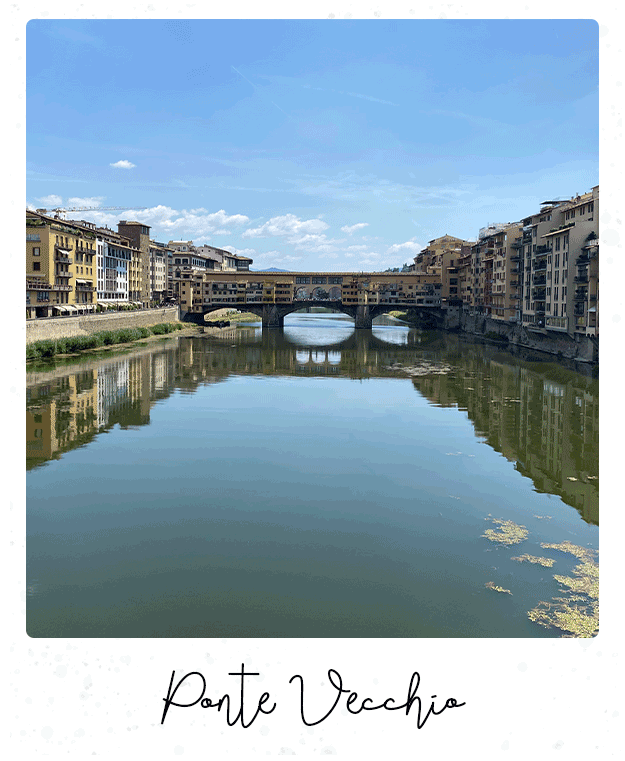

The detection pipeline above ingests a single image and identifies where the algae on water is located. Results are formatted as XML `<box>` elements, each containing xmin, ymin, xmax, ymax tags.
<box><xmin>482</xmin><ymin>517</ymin><xmax>529</xmax><ymax>546</ymax></box>
<box><xmin>485</xmin><ymin>581</ymin><xmax>512</xmax><ymax>595</ymax></box>
<box><xmin>512</xmin><ymin>554</ymin><xmax>556</xmax><ymax>568</ymax></box>
<box><xmin>528</xmin><ymin>542</ymin><xmax>598</xmax><ymax>638</ymax></box>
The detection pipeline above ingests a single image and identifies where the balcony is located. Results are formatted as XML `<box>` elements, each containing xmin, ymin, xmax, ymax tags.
<box><xmin>54</xmin><ymin>252</ymin><xmax>72</xmax><ymax>264</ymax></box>
<box><xmin>510</xmin><ymin>254</ymin><xmax>522</xmax><ymax>262</ymax></box>
<box><xmin>532</xmin><ymin>275</ymin><xmax>546</xmax><ymax>285</ymax></box>
<box><xmin>574</xmin><ymin>290</ymin><xmax>588</xmax><ymax>301</ymax></box>
<box><xmin>511</xmin><ymin>238</ymin><xmax>523</xmax><ymax>249</ymax></box>
<box><xmin>509</xmin><ymin>280</ymin><xmax>520</xmax><ymax>287</ymax></box>
<box><xmin>533</xmin><ymin>262</ymin><xmax>547</xmax><ymax>272</ymax></box>
<box><xmin>574</xmin><ymin>274</ymin><xmax>588</xmax><ymax>283</ymax></box>
<box><xmin>535</xmin><ymin>245</ymin><xmax>551</xmax><ymax>256</ymax></box>
<box><xmin>26</xmin><ymin>280</ymin><xmax>52</xmax><ymax>290</ymax></box>
<box><xmin>52</xmin><ymin>284</ymin><xmax>73</xmax><ymax>292</ymax></box>
<box><xmin>55</xmin><ymin>243</ymin><xmax>73</xmax><ymax>252</ymax></box>
<box><xmin>76</xmin><ymin>284</ymin><xmax>96</xmax><ymax>292</ymax></box>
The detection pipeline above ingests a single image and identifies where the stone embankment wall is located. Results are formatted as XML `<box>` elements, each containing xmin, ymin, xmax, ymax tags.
<box><xmin>447</xmin><ymin>309</ymin><xmax>598</xmax><ymax>364</ymax></box>
<box><xmin>26</xmin><ymin>307</ymin><xmax>180</xmax><ymax>345</ymax></box>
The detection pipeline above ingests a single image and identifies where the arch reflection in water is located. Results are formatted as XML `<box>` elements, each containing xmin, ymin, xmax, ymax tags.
<box><xmin>26</xmin><ymin>314</ymin><xmax>598</xmax><ymax>638</ymax></box>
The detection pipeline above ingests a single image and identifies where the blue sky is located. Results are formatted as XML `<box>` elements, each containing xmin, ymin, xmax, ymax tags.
<box><xmin>26</xmin><ymin>19</ymin><xmax>598</xmax><ymax>271</ymax></box>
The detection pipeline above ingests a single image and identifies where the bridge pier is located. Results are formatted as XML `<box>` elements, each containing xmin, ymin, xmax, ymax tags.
<box><xmin>179</xmin><ymin>310</ymin><xmax>206</xmax><ymax>326</ymax></box>
<box><xmin>354</xmin><ymin>305</ymin><xmax>372</xmax><ymax>329</ymax></box>
<box><xmin>262</xmin><ymin>304</ymin><xmax>285</xmax><ymax>329</ymax></box>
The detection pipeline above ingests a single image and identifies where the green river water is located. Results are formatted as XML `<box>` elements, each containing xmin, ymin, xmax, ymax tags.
<box><xmin>26</xmin><ymin>313</ymin><xmax>598</xmax><ymax>637</ymax></box>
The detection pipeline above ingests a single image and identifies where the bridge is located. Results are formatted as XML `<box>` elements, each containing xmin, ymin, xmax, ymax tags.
<box><xmin>178</xmin><ymin>271</ymin><xmax>446</xmax><ymax>329</ymax></box>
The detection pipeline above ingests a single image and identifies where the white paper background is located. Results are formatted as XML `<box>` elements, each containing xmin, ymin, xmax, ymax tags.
<box><xmin>6</xmin><ymin>2</ymin><xmax>622</xmax><ymax>758</ymax></box>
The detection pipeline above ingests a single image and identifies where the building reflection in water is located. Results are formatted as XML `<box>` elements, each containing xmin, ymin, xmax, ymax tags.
<box><xmin>26</xmin><ymin>325</ymin><xmax>598</xmax><ymax>525</ymax></box>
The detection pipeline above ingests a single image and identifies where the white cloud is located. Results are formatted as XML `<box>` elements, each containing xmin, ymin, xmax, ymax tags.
<box><xmin>341</xmin><ymin>222</ymin><xmax>369</xmax><ymax>234</ymax></box>
<box><xmin>66</xmin><ymin>196</ymin><xmax>105</xmax><ymax>209</ymax></box>
<box><xmin>60</xmin><ymin>205</ymin><xmax>250</xmax><ymax>241</ymax></box>
<box><xmin>386</xmin><ymin>238</ymin><xmax>425</xmax><ymax>255</ymax></box>
<box><xmin>34</xmin><ymin>194</ymin><xmax>63</xmax><ymax>208</ymax></box>
<box><xmin>110</xmin><ymin>160</ymin><xmax>136</xmax><ymax>169</ymax></box>
<box><xmin>242</xmin><ymin>214</ymin><xmax>329</xmax><ymax>239</ymax></box>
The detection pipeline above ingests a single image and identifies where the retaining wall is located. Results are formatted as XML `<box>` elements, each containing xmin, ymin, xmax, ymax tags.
<box><xmin>26</xmin><ymin>307</ymin><xmax>180</xmax><ymax>345</ymax></box>
<box><xmin>458</xmin><ymin>310</ymin><xmax>598</xmax><ymax>363</ymax></box>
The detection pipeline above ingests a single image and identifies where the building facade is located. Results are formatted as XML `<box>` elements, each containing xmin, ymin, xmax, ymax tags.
<box><xmin>26</xmin><ymin>210</ymin><xmax>97</xmax><ymax>318</ymax></box>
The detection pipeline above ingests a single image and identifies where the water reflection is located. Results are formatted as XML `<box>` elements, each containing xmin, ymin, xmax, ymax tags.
<box><xmin>27</xmin><ymin>317</ymin><xmax>598</xmax><ymax>526</ymax></box>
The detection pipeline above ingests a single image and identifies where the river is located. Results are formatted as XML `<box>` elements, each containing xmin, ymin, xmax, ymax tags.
<box><xmin>26</xmin><ymin>313</ymin><xmax>599</xmax><ymax>638</ymax></box>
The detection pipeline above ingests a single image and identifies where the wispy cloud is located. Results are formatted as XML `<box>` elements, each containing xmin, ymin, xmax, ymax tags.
<box><xmin>110</xmin><ymin>160</ymin><xmax>136</xmax><ymax>169</ymax></box>
<box><xmin>242</xmin><ymin>214</ymin><xmax>328</xmax><ymax>239</ymax></box>
<box><xmin>303</xmin><ymin>84</ymin><xmax>397</xmax><ymax>107</ymax></box>
<box><xmin>386</xmin><ymin>238</ymin><xmax>425</xmax><ymax>255</ymax></box>
<box><xmin>54</xmin><ymin>205</ymin><xmax>250</xmax><ymax>240</ymax></box>
<box><xmin>341</xmin><ymin>222</ymin><xmax>369</xmax><ymax>234</ymax></box>
<box><xmin>231</xmin><ymin>66</ymin><xmax>292</xmax><ymax>120</ymax></box>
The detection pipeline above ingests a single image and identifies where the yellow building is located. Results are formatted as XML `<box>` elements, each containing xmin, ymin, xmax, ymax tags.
<box><xmin>26</xmin><ymin>210</ymin><xmax>97</xmax><ymax>318</ymax></box>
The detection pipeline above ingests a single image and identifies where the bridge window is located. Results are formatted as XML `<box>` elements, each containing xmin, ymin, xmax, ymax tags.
<box><xmin>328</xmin><ymin>277</ymin><xmax>343</xmax><ymax>284</ymax></box>
<box><xmin>312</xmin><ymin>277</ymin><xmax>327</xmax><ymax>284</ymax></box>
<box><xmin>296</xmin><ymin>276</ymin><xmax>310</xmax><ymax>284</ymax></box>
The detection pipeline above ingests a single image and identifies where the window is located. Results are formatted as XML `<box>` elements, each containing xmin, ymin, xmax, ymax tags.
<box><xmin>33</xmin><ymin>262</ymin><xmax>41</xmax><ymax>271</ymax></box>
<box><xmin>33</xmin><ymin>247</ymin><xmax>40</xmax><ymax>256</ymax></box>
<box><xmin>555</xmin><ymin>237</ymin><xmax>561</xmax><ymax>251</ymax></box>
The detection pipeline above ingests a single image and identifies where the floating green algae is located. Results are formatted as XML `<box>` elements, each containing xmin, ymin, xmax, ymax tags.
<box><xmin>540</xmin><ymin>541</ymin><xmax>593</xmax><ymax>561</ymax></box>
<box><xmin>512</xmin><ymin>554</ymin><xmax>556</xmax><ymax>568</ymax></box>
<box><xmin>528</xmin><ymin>600</ymin><xmax>598</xmax><ymax>638</ymax></box>
<box><xmin>528</xmin><ymin>542</ymin><xmax>598</xmax><ymax>638</ymax></box>
<box><xmin>482</xmin><ymin>517</ymin><xmax>529</xmax><ymax>546</ymax></box>
<box><xmin>485</xmin><ymin>581</ymin><xmax>512</xmax><ymax>595</ymax></box>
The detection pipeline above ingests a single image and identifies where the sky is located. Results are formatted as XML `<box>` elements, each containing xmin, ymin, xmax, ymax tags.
<box><xmin>26</xmin><ymin>19</ymin><xmax>599</xmax><ymax>272</ymax></box>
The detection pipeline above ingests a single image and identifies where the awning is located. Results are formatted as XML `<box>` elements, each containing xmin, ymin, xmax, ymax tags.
<box><xmin>53</xmin><ymin>305</ymin><xmax>69</xmax><ymax>313</ymax></box>
<box><xmin>65</xmin><ymin>305</ymin><xmax>78</xmax><ymax>312</ymax></box>
<box><xmin>588</xmin><ymin>307</ymin><xmax>596</xmax><ymax>313</ymax></box>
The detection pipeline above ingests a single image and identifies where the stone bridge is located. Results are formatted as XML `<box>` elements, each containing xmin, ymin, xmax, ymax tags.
<box><xmin>178</xmin><ymin>271</ymin><xmax>445</xmax><ymax>329</ymax></box>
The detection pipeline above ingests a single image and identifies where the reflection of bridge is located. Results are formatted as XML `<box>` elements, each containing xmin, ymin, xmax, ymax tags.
<box><xmin>178</xmin><ymin>271</ymin><xmax>445</xmax><ymax>328</ymax></box>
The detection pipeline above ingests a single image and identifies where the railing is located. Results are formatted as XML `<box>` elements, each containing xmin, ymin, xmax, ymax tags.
<box><xmin>574</xmin><ymin>291</ymin><xmax>588</xmax><ymax>301</ymax></box>
<box><xmin>52</xmin><ymin>284</ymin><xmax>73</xmax><ymax>291</ymax></box>
<box><xmin>54</xmin><ymin>252</ymin><xmax>72</xmax><ymax>263</ymax></box>
<box><xmin>76</xmin><ymin>284</ymin><xmax>96</xmax><ymax>291</ymax></box>
<box><xmin>574</xmin><ymin>274</ymin><xmax>588</xmax><ymax>283</ymax></box>
<box><xmin>535</xmin><ymin>245</ymin><xmax>551</xmax><ymax>255</ymax></box>
<box><xmin>26</xmin><ymin>281</ymin><xmax>52</xmax><ymax>290</ymax></box>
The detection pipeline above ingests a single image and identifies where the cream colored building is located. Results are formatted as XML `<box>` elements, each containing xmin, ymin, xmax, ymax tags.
<box><xmin>26</xmin><ymin>210</ymin><xmax>97</xmax><ymax>318</ymax></box>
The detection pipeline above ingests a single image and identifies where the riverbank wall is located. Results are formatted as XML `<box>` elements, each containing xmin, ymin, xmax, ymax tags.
<box><xmin>444</xmin><ymin>307</ymin><xmax>598</xmax><ymax>364</ymax></box>
<box><xmin>26</xmin><ymin>307</ymin><xmax>180</xmax><ymax>345</ymax></box>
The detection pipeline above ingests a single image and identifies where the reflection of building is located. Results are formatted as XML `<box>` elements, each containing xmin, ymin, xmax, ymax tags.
<box><xmin>97</xmin><ymin>360</ymin><xmax>129</xmax><ymax>428</ymax></box>
<box><xmin>26</xmin><ymin>332</ymin><xmax>599</xmax><ymax>528</ymax></box>
<box><xmin>408</xmin><ymin>345</ymin><xmax>598</xmax><ymax>525</ymax></box>
<box><xmin>27</xmin><ymin>370</ymin><xmax>99</xmax><ymax>467</ymax></box>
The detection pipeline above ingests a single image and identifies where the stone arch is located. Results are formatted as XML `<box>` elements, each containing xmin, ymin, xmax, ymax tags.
<box><xmin>312</xmin><ymin>286</ymin><xmax>329</xmax><ymax>300</ymax></box>
<box><xmin>328</xmin><ymin>286</ymin><xmax>341</xmax><ymax>300</ymax></box>
<box><xmin>295</xmin><ymin>286</ymin><xmax>310</xmax><ymax>300</ymax></box>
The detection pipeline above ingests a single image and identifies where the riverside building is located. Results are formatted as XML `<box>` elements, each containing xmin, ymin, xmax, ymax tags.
<box><xmin>26</xmin><ymin>209</ymin><xmax>97</xmax><ymax>318</ymax></box>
